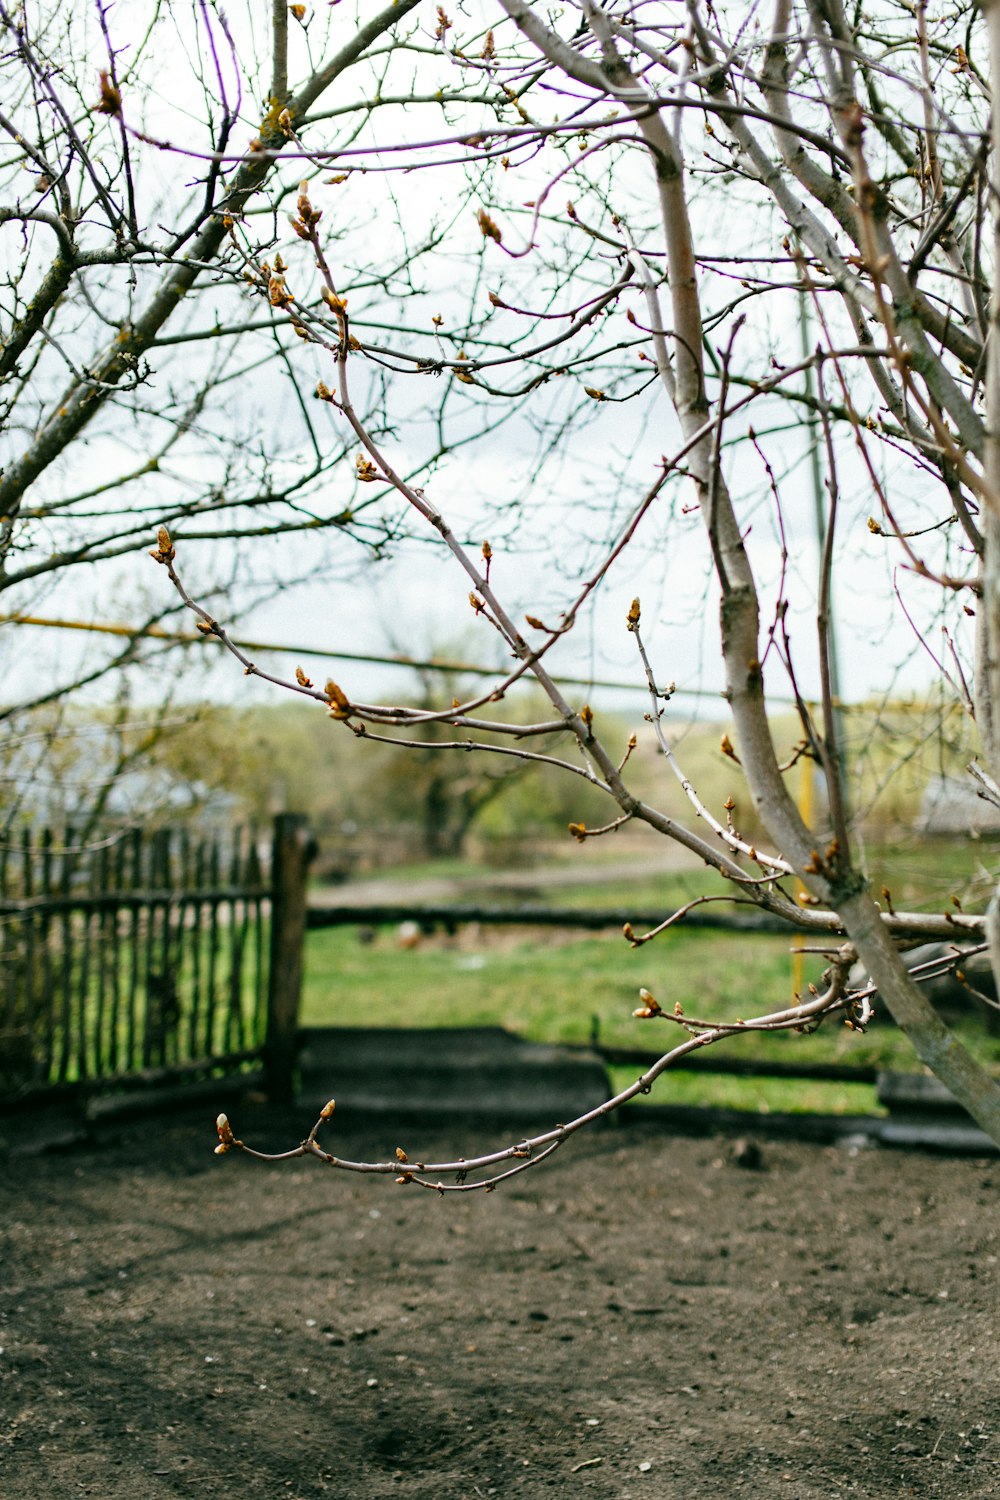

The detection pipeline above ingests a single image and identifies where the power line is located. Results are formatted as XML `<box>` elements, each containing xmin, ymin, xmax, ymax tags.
<box><xmin>0</xmin><ymin>611</ymin><xmax>712</xmax><ymax>701</ymax></box>
<box><xmin>1</xmin><ymin>612</ymin><xmax>947</xmax><ymax>716</ymax></box>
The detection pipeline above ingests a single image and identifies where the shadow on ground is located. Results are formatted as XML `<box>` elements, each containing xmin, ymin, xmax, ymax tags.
<box><xmin>2</xmin><ymin>1101</ymin><xmax>999</xmax><ymax>1498</ymax></box>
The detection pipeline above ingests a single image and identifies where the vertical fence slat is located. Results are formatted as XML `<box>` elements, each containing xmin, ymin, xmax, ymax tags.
<box><xmin>142</xmin><ymin>831</ymin><xmax>158</xmax><ymax>1069</ymax></box>
<box><xmin>22</xmin><ymin>828</ymin><xmax>37</xmax><ymax>1083</ymax></box>
<box><xmin>206</xmin><ymin>837</ymin><xmax>221</xmax><ymax>1058</ymax></box>
<box><xmin>247</xmin><ymin>837</ymin><xmax>267</xmax><ymax>1047</ymax></box>
<box><xmin>126</xmin><ymin>828</ymin><xmax>142</xmax><ymax>1073</ymax></box>
<box><xmin>77</xmin><ymin>837</ymin><xmax>93</xmax><ymax>1082</ymax></box>
<box><xmin>180</xmin><ymin>829</ymin><xmax>196</xmax><ymax>1062</ymax></box>
<box><xmin>192</xmin><ymin>835</ymin><xmax>206</xmax><ymax>1059</ymax></box>
<box><xmin>0</xmin><ymin>835</ymin><xmax>9</xmax><ymax>1080</ymax></box>
<box><xmin>108</xmin><ymin>835</ymin><xmax>125</xmax><ymax>1074</ymax></box>
<box><xmin>266</xmin><ymin>814</ymin><xmax>312</xmax><ymax>1102</ymax></box>
<box><xmin>95</xmin><ymin>843</ymin><xmax>110</xmax><ymax>1076</ymax></box>
<box><xmin>57</xmin><ymin>829</ymin><xmax>75</xmax><ymax>1084</ymax></box>
<box><xmin>40</xmin><ymin>830</ymin><xmax>54</xmax><ymax>1081</ymax></box>
<box><xmin>226</xmin><ymin>829</ymin><xmax>244</xmax><ymax>1054</ymax></box>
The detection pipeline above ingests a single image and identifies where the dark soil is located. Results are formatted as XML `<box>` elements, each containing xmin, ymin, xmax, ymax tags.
<box><xmin>2</xmin><ymin>1102</ymin><xmax>999</xmax><ymax>1498</ymax></box>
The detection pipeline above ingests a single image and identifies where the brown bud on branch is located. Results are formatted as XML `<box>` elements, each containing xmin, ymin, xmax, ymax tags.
<box><xmin>477</xmin><ymin>209</ymin><xmax>503</xmax><ymax>244</ymax></box>
<box><xmin>96</xmin><ymin>70</ymin><xmax>122</xmax><ymax>116</ymax></box>
<box><xmin>324</xmin><ymin>680</ymin><xmax>352</xmax><ymax>718</ymax></box>
<box><xmin>632</xmin><ymin>988</ymin><xmax>662</xmax><ymax>1019</ymax></box>
<box><xmin>149</xmin><ymin>526</ymin><xmax>175</xmax><ymax>565</ymax></box>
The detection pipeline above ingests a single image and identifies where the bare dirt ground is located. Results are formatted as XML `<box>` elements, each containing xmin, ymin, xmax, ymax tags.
<box><xmin>2</xmin><ymin>1102</ymin><xmax>1000</xmax><ymax>1499</ymax></box>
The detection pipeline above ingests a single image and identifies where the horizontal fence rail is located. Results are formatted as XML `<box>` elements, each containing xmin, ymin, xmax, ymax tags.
<box><xmin>0</xmin><ymin>824</ymin><xmax>271</xmax><ymax>1099</ymax></box>
<box><xmin>306</xmin><ymin>903</ymin><xmax>795</xmax><ymax>935</ymax></box>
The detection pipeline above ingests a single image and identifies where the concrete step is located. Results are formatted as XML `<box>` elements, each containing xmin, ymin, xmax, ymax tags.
<box><xmin>297</xmin><ymin>1025</ymin><xmax>611</xmax><ymax>1125</ymax></box>
<box><xmin>877</xmin><ymin>1069</ymin><xmax>972</xmax><ymax>1114</ymax></box>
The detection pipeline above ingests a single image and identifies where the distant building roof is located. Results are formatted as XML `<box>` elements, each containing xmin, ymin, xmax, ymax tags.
<box><xmin>918</xmin><ymin>774</ymin><xmax>1000</xmax><ymax>835</ymax></box>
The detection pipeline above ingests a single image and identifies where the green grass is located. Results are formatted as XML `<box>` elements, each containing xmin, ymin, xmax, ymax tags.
<box><xmin>300</xmin><ymin>831</ymin><xmax>1000</xmax><ymax>1117</ymax></box>
<box><xmin>302</xmin><ymin>921</ymin><xmax>791</xmax><ymax>1047</ymax></box>
<box><xmin>301</xmin><ymin>919</ymin><xmax>1000</xmax><ymax>1105</ymax></box>
<box><xmin>607</xmin><ymin>1067</ymin><xmax>881</xmax><ymax>1117</ymax></box>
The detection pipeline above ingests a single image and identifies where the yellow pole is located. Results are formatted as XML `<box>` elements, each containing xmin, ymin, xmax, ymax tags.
<box><xmin>792</xmin><ymin>754</ymin><xmax>814</xmax><ymax>999</ymax></box>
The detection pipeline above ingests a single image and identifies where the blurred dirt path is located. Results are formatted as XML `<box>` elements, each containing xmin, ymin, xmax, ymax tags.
<box><xmin>313</xmin><ymin>847</ymin><xmax>702</xmax><ymax>908</ymax></box>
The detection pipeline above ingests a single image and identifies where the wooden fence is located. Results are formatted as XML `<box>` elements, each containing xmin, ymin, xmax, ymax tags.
<box><xmin>0</xmin><ymin>814</ymin><xmax>311</xmax><ymax>1106</ymax></box>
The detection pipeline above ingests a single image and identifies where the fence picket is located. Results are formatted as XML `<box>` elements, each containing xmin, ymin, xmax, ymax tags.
<box><xmin>58</xmin><ymin>829</ymin><xmax>74</xmax><ymax>1084</ymax></box>
<box><xmin>40</xmin><ymin>829</ymin><xmax>54</xmax><ymax>1080</ymax></box>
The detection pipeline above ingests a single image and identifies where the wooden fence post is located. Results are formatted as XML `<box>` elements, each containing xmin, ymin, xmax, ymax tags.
<box><xmin>265</xmin><ymin>814</ymin><xmax>314</xmax><ymax>1102</ymax></box>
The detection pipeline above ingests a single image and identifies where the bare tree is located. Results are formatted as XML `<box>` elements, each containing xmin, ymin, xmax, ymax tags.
<box><xmin>6</xmin><ymin>0</ymin><xmax>1000</xmax><ymax>1177</ymax></box>
<box><xmin>0</xmin><ymin>0</ymin><xmax>513</xmax><ymax>707</ymax></box>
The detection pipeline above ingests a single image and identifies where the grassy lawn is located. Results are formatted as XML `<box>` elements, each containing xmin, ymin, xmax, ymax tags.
<box><xmin>606</xmin><ymin>1067</ymin><xmax>882</xmax><ymax>1117</ymax></box>
<box><xmin>300</xmin><ymin>828</ymin><xmax>1000</xmax><ymax>1117</ymax></box>
<box><xmin>301</xmin><ymin>909</ymin><xmax>1000</xmax><ymax>1115</ymax></box>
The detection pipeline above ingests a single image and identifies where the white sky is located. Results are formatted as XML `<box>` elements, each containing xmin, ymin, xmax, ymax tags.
<box><xmin>0</xmin><ymin>0</ymin><xmax>976</xmax><ymax>730</ymax></box>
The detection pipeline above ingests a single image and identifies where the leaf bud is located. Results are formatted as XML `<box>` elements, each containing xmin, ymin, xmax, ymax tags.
<box><xmin>324</xmin><ymin>680</ymin><xmax>351</xmax><ymax>715</ymax></box>
<box><xmin>477</xmin><ymin>209</ymin><xmax>502</xmax><ymax>243</ymax></box>
<box><xmin>638</xmin><ymin>987</ymin><xmax>660</xmax><ymax>1010</ymax></box>
<box><xmin>95</xmin><ymin>70</ymin><xmax>122</xmax><ymax>116</ymax></box>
